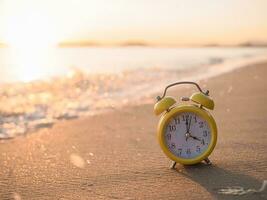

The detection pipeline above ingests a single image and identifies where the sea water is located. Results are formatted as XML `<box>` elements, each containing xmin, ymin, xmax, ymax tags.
<box><xmin>0</xmin><ymin>47</ymin><xmax>267</xmax><ymax>138</ymax></box>
<box><xmin>1</xmin><ymin>47</ymin><xmax>267</xmax><ymax>82</ymax></box>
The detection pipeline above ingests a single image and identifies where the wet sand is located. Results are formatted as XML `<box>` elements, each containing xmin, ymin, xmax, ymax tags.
<box><xmin>0</xmin><ymin>62</ymin><xmax>267</xmax><ymax>199</ymax></box>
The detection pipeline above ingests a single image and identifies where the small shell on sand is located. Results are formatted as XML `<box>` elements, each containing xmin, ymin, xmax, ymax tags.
<box><xmin>70</xmin><ymin>153</ymin><xmax>85</xmax><ymax>168</ymax></box>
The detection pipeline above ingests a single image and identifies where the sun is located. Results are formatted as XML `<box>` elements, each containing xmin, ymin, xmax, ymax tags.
<box><xmin>3</xmin><ymin>11</ymin><xmax>60</xmax><ymax>49</ymax></box>
<box><xmin>2</xmin><ymin>9</ymin><xmax>63</xmax><ymax>82</ymax></box>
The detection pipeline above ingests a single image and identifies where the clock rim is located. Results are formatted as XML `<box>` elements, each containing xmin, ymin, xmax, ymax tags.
<box><xmin>157</xmin><ymin>104</ymin><xmax>217</xmax><ymax>165</ymax></box>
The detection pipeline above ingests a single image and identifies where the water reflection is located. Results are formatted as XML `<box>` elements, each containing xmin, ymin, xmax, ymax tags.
<box><xmin>1</xmin><ymin>47</ymin><xmax>267</xmax><ymax>83</ymax></box>
<box><xmin>2</xmin><ymin>47</ymin><xmax>64</xmax><ymax>82</ymax></box>
<box><xmin>0</xmin><ymin>47</ymin><xmax>267</xmax><ymax>139</ymax></box>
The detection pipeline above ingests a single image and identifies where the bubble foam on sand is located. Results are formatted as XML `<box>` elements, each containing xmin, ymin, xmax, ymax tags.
<box><xmin>0</xmin><ymin>55</ymin><xmax>267</xmax><ymax>139</ymax></box>
<box><xmin>218</xmin><ymin>180</ymin><xmax>267</xmax><ymax>196</ymax></box>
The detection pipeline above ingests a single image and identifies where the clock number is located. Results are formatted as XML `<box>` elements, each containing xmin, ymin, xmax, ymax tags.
<box><xmin>203</xmin><ymin>130</ymin><xmax>208</xmax><ymax>137</ymax></box>
<box><xmin>175</xmin><ymin>117</ymin><xmax>180</xmax><ymax>124</ymax></box>
<box><xmin>182</xmin><ymin>115</ymin><xmax>186</xmax><ymax>121</ymax></box>
<box><xmin>166</xmin><ymin>134</ymin><xmax>171</xmax><ymax>140</ymax></box>
<box><xmin>201</xmin><ymin>139</ymin><xmax>205</xmax><ymax>145</ymax></box>
<box><xmin>177</xmin><ymin>148</ymin><xmax>182</xmax><ymax>156</ymax></box>
<box><xmin>196</xmin><ymin>146</ymin><xmax>201</xmax><ymax>153</ymax></box>
<box><xmin>186</xmin><ymin>148</ymin><xmax>191</xmax><ymax>155</ymax></box>
<box><xmin>171</xmin><ymin>143</ymin><xmax>176</xmax><ymax>149</ymax></box>
<box><xmin>199</xmin><ymin>121</ymin><xmax>204</xmax><ymax>128</ymax></box>
<box><xmin>169</xmin><ymin>125</ymin><xmax>176</xmax><ymax>132</ymax></box>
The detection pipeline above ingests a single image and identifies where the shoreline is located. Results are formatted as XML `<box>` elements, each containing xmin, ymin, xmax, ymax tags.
<box><xmin>0</xmin><ymin>61</ymin><xmax>267</xmax><ymax>199</ymax></box>
<box><xmin>1</xmin><ymin>56</ymin><xmax>267</xmax><ymax>139</ymax></box>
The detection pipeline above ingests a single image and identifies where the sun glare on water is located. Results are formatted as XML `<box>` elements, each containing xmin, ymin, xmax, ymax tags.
<box><xmin>3</xmin><ymin>11</ymin><xmax>61</xmax><ymax>82</ymax></box>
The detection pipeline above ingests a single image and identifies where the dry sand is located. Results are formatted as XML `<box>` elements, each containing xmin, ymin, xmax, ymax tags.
<box><xmin>0</xmin><ymin>62</ymin><xmax>267</xmax><ymax>200</ymax></box>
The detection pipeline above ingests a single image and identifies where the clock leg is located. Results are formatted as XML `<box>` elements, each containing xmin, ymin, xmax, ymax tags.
<box><xmin>204</xmin><ymin>158</ymin><xmax>212</xmax><ymax>165</ymax></box>
<box><xmin>170</xmin><ymin>161</ymin><xmax>177</xmax><ymax>169</ymax></box>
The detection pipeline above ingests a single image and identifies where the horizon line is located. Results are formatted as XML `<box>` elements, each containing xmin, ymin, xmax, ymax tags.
<box><xmin>1</xmin><ymin>41</ymin><xmax>267</xmax><ymax>48</ymax></box>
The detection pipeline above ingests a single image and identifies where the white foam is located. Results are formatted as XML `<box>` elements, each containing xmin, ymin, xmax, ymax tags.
<box><xmin>0</xmin><ymin>52</ymin><xmax>267</xmax><ymax>139</ymax></box>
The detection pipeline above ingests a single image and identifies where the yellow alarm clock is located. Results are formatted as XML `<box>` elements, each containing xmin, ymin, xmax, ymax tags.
<box><xmin>154</xmin><ymin>81</ymin><xmax>217</xmax><ymax>168</ymax></box>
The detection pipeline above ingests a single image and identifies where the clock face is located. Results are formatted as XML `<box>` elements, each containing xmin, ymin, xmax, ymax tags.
<box><xmin>164</xmin><ymin>112</ymin><xmax>211</xmax><ymax>159</ymax></box>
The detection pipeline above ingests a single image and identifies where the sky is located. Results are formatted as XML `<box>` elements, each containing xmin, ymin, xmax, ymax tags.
<box><xmin>0</xmin><ymin>0</ymin><xmax>267</xmax><ymax>46</ymax></box>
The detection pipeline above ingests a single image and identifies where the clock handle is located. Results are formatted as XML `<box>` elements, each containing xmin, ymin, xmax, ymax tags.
<box><xmin>157</xmin><ymin>81</ymin><xmax>209</xmax><ymax>101</ymax></box>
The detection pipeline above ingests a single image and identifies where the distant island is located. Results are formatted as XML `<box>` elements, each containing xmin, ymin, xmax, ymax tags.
<box><xmin>57</xmin><ymin>40</ymin><xmax>267</xmax><ymax>48</ymax></box>
<box><xmin>203</xmin><ymin>41</ymin><xmax>267</xmax><ymax>48</ymax></box>
<box><xmin>1</xmin><ymin>40</ymin><xmax>266</xmax><ymax>48</ymax></box>
<box><xmin>238</xmin><ymin>42</ymin><xmax>267</xmax><ymax>47</ymax></box>
<box><xmin>58</xmin><ymin>41</ymin><xmax>100</xmax><ymax>48</ymax></box>
<box><xmin>119</xmin><ymin>41</ymin><xmax>149</xmax><ymax>47</ymax></box>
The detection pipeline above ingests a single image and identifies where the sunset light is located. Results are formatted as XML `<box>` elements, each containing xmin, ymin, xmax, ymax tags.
<box><xmin>2</xmin><ymin>12</ymin><xmax>59</xmax><ymax>82</ymax></box>
<box><xmin>1</xmin><ymin>0</ymin><xmax>62</xmax><ymax>48</ymax></box>
<box><xmin>1</xmin><ymin>1</ymin><xmax>62</xmax><ymax>82</ymax></box>
<box><xmin>0</xmin><ymin>0</ymin><xmax>267</xmax><ymax>199</ymax></box>
<box><xmin>3</xmin><ymin>12</ymin><xmax>59</xmax><ymax>49</ymax></box>
<box><xmin>1</xmin><ymin>0</ymin><xmax>267</xmax><ymax>46</ymax></box>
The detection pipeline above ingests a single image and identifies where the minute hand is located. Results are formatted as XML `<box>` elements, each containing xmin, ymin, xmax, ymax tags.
<box><xmin>190</xmin><ymin>135</ymin><xmax>201</xmax><ymax>141</ymax></box>
<box><xmin>188</xmin><ymin>116</ymin><xmax>192</xmax><ymax>132</ymax></box>
<box><xmin>185</xmin><ymin>116</ymin><xmax>189</xmax><ymax>133</ymax></box>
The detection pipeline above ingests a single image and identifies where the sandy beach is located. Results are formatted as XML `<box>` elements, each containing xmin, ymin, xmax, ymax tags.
<box><xmin>0</xmin><ymin>62</ymin><xmax>267</xmax><ymax>199</ymax></box>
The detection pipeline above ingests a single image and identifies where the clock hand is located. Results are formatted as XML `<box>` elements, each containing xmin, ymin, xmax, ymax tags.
<box><xmin>185</xmin><ymin>117</ymin><xmax>190</xmax><ymax>141</ymax></box>
<box><xmin>190</xmin><ymin>135</ymin><xmax>201</xmax><ymax>141</ymax></box>
<box><xmin>188</xmin><ymin>116</ymin><xmax>192</xmax><ymax>132</ymax></box>
<box><xmin>185</xmin><ymin>116</ymin><xmax>189</xmax><ymax>133</ymax></box>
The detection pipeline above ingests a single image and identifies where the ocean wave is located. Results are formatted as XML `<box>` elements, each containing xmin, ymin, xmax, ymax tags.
<box><xmin>0</xmin><ymin>54</ymin><xmax>266</xmax><ymax>139</ymax></box>
<box><xmin>0</xmin><ymin>67</ymin><xmax>180</xmax><ymax>139</ymax></box>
